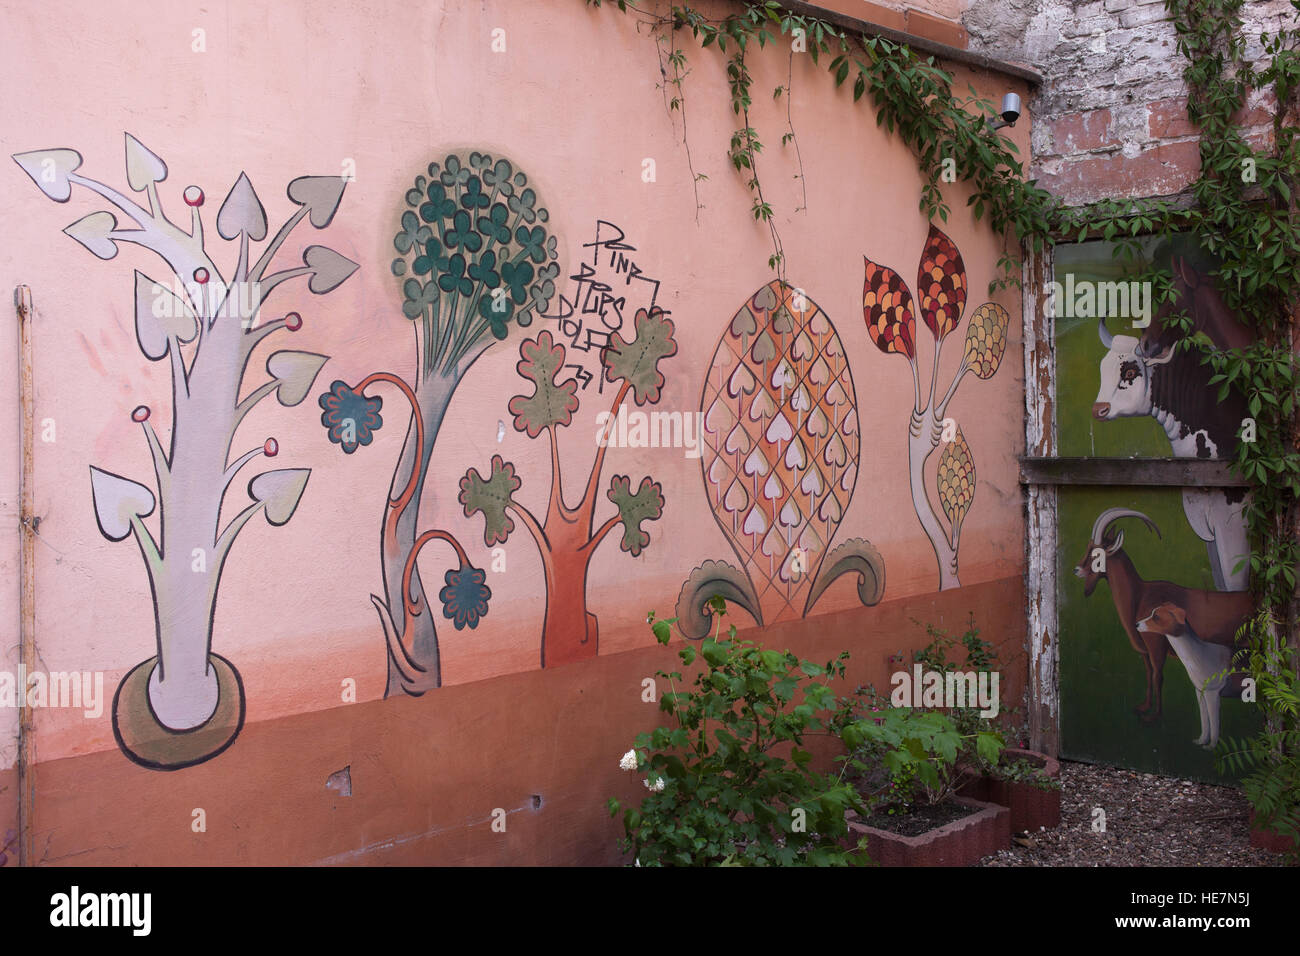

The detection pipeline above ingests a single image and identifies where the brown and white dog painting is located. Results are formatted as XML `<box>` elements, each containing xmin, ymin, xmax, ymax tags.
<box><xmin>1136</xmin><ymin>602</ymin><xmax>1244</xmax><ymax>748</ymax></box>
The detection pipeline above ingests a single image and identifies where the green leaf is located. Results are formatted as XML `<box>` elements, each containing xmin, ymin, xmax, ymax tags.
<box><xmin>606</xmin><ymin>475</ymin><xmax>664</xmax><ymax>556</ymax></box>
<box><xmin>459</xmin><ymin>454</ymin><xmax>520</xmax><ymax>546</ymax></box>
<box><xmin>652</xmin><ymin>619</ymin><xmax>672</xmax><ymax>644</ymax></box>
<box><xmin>603</xmin><ymin>306</ymin><xmax>678</xmax><ymax>404</ymax></box>
<box><xmin>702</xmin><ymin>639</ymin><xmax>728</xmax><ymax>667</ymax></box>
<box><xmin>507</xmin><ymin>330</ymin><xmax>580</xmax><ymax>437</ymax></box>
<box><xmin>975</xmin><ymin>731</ymin><xmax>1004</xmax><ymax>764</ymax></box>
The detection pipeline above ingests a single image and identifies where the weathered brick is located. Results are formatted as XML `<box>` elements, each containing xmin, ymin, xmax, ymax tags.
<box><xmin>1231</xmin><ymin>101</ymin><xmax>1275</xmax><ymax>128</ymax></box>
<box><xmin>1245</xmin><ymin>128</ymin><xmax>1275</xmax><ymax>153</ymax></box>
<box><xmin>1115</xmin><ymin>58</ymin><xmax>1166</xmax><ymax>86</ymax></box>
<box><xmin>1063</xmin><ymin>17</ymin><xmax>1113</xmax><ymax>39</ymax></box>
<box><xmin>1119</xmin><ymin>4</ymin><xmax>1171</xmax><ymax>27</ymax></box>
<box><xmin>1035</xmin><ymin>140</ymin><xmax>1201</xmax><ymax>204</ymax></box>
<box><xmin>909</xmin><ymin>0</ymin><xmax>965</xmax><ymax>18</ymax></box>
<box><xmin>1147</xmin><ymin>97</ymin><xmax>1197</xmax><ymax>139</ymax></box>
<box><xmin>1146</xmin><ymin>95</ymin><xmax>1274</xmax><ymax>141</ymax></box>
<box><xmin>1127</xmin><ymin>35</ymin><xmax>1176</xmax><ymax>61</ymax></box>
<box><xmin>962</xmin><ymin>0</ymin><xmax>1287</xmax><ymax>208</ymax></box>
<box><xmin>1046</xmin><ymin>108</ymin><xmax>1116</xmax><ymax>154</ymax></box>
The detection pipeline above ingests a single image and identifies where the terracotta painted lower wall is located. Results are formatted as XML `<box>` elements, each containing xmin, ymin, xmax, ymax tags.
<box><xmin>0</xmin><ymin>767</ymin><xmax>15</xmax><ymax>865</ymax></box>
<box><xmin>27</xmin><ymin>575</ymin><xmax>1024</xmax><ymax>866</ymax></box>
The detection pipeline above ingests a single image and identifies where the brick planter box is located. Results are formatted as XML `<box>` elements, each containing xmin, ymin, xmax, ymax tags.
<box><xmin>843</xmin><ymin>797</ymin><xmax>1010</xmax><ymax>866</ymax></box>
<box><xmin>959</xmin><ymin>748</ymin><xmax>1061</xmax><ymax>834</ymax></box>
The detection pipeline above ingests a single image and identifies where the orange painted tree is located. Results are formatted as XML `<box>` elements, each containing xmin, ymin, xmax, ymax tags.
<box><xmin>460</xmin><ymin>307</ymin><xmax>675</xmax><ymax>666</ymax></box>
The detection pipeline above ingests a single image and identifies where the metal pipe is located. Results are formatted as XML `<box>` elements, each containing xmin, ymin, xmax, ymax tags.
<box><xmin>14</xmin><ymin>285</ymin><xmax>35</xmax><ymax>867</ymax></box>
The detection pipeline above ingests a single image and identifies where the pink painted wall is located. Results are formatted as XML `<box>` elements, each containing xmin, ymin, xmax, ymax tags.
<box><xmin>0</xmin><ymin>0</ymin><xmax>1028</xmax><ymax>863</ymax></box>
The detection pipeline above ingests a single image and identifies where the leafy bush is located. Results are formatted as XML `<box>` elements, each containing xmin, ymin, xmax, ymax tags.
<box><xmin>608</xmin><ymin>598</ymin><xmax>867</xmax><ymax>866</ymax></box>
<box><xmin>840</xmin><ymin>707</ymin><xmax>1003</xmax><ymax>814</ymax></box>
<box><xmin>1217</xmin><ymin>609</ymin><xmax>1300</xmax><ymax>858</ymax></box>
<box><xmin>908</xmin><ymin>613</ymin><xmax>1022</xmax><ymax>749</ymax></box>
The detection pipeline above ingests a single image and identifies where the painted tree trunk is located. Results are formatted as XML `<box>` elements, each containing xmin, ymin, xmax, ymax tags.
<box><xmin>150</xmin><ymin>561</ymin><xmax>220</xmax><ymax>729</ymax></box>
<box><xmin>540</xmin><ymin>536</ymin><xmax>599</xmax><ymax>668</ymax></box>
<box><xmin>143</xmin><ymin>262</ymin><xmax>241</xmax><ymax>731</ymax></box>
<box><xmin>909</xmin><ymin>407</ymin><xmax>960</xmax><ymax>590</ymax></box>
<box><xmin>381</xmin><ymin>374</ymin><xmax>457</xmax><ymax>696</ymax></box>
<box><xmin>149</xmin><ymin>486</ymin><xmax>222</xmax><ymax>729</ymax></box>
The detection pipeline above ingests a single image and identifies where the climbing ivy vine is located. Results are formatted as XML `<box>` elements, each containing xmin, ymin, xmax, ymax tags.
<box><xmin>586</xmin><ymin>0</ymin><xmax>1300</xmax><ymax>847</ymax></box>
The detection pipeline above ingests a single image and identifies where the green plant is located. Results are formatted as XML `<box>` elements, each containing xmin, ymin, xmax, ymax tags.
<box><xmin>990</xmin><ymin>756</ymin><xmax>1061</xmax><ymax>792</ymax></box>
<box><xmin>908</xmin><ymin>614</ymin><xmax>1023</xmax><ymax>747</ymax></box>
<box><xmin>1217</xmin><ymin>609</ymin><xmax>1300</xmax><ymax>857</ymax></box>
<box><xmin>608</xmin><ymin>598</ymin><xmax>867</xmax><ymax>866</ymax></box>
<box><xmin>840</xmin><ymin>707</ymin><xmax>1003</xmax><ymax>814</ymax></box>
<box><xmin>912</xmin><ymin>613</ymin><xmax>995</xmax><ymax>674</ymax></box>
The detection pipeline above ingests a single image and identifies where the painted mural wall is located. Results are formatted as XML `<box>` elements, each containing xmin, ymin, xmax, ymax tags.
<box><xmin>0</xmin><ymin>0</ymin><xmax>1028</xmax><ymax>864</ymax></box>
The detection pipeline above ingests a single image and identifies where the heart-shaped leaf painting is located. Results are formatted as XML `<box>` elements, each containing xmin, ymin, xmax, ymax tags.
<box><xmin>303</xmin><ymin>245</ymin><xmax>360</xmax><ymax>294</ymax></box>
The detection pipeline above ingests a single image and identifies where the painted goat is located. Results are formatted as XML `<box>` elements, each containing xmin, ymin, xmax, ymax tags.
<box><xmin>1076</xmin><ymin>508</ymin><xmax>1254</xmax><ymax>732</ymax></box>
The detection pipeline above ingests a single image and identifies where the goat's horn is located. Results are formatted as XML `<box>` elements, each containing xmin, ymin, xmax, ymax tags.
<box><xmin>1089</xmin><ymin>508</ymin><xmax>1161</xmax><ymax>548</ymax></box>
<box><xmin>1098</xmin><ymin>318</ymin><xmax>1114</xmax><ymax>348</ymax></box>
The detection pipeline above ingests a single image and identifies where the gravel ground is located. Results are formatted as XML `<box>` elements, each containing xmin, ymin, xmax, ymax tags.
<box><xmin>977</xmin><ymin>759</ymin><xmax>1292</xmax><ymax>866</ymax></box>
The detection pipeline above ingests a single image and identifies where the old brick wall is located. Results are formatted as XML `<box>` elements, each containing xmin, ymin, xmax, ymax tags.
<box><xmin>963</xmin><ymin>0</ymin><xmax>1293</xmax><ymax>204</ymax></box>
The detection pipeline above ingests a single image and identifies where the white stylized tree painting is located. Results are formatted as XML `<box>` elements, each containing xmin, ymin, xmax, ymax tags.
<box><xmin>14</xmin><ymin>134</ymin><xmax>358</xmax><ymax>769</ymax></box>
<box><xmin>863</xmin><ymin>225</ymin><xmax>1010</xmax><ymax>590</ymax></box>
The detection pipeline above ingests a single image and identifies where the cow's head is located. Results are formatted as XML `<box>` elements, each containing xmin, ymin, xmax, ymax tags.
<box><xmin>1092</xmin><ymin>319</ymin><xmax>1174</xmax><ymax>421</ymax></box>
<box><xmin>1074</xmin><ymin>507</ymin><xmax>1161</xmax><ymax>597</ymax></box>
<box><xmin>1142</xmin><ymin>254</ymin><xmax>1252</xmax><ymax>357</ymax></box>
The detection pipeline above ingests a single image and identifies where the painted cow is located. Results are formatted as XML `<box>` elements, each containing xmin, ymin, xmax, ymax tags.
<box><xmin>1092</xmin><ymin>258</ymin><xmax>1251</xmax><ymax>591</ymax></box>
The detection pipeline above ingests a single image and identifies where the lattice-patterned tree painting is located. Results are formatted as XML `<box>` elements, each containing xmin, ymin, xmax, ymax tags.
<box><xmin>316</xmin><ymin>150</ymin><xmax>561</xmax><ymax>697</ymax></box>
<box><xmin>863</xmin><ymin>224</ymin><xmax>1009</xmax><ymax>590</ymax></box>
<box><xmin>675</xmin><ymin>281</ymin><xmax>885</xmax><ymax>638</ymax></box>
<box><xmin>460</xmin><ymin>308</ymin><xmax>675</xmax><ymax>667</ymax></box>
<box><xmin>13</xmin><ymin>134</ymin><xmax>357</xmax><ymax>769</ymax></box>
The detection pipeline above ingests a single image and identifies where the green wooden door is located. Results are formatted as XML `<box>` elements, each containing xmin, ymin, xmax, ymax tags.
<box><xmin>1050</xmin><ymin>237</ymin><xmax>1259</xmax><ymax>781</ymax></box>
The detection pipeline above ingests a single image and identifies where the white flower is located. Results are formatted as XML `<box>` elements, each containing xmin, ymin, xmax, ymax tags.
<box><xmin>619</xmin><ymin>749</ymin><xmax>638</xmax><ymax>771</ymax></box>
<box><xmin>643</xmin><ymin>775</ymin><xmax>665</xmax><ymax>792</ymax></box>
